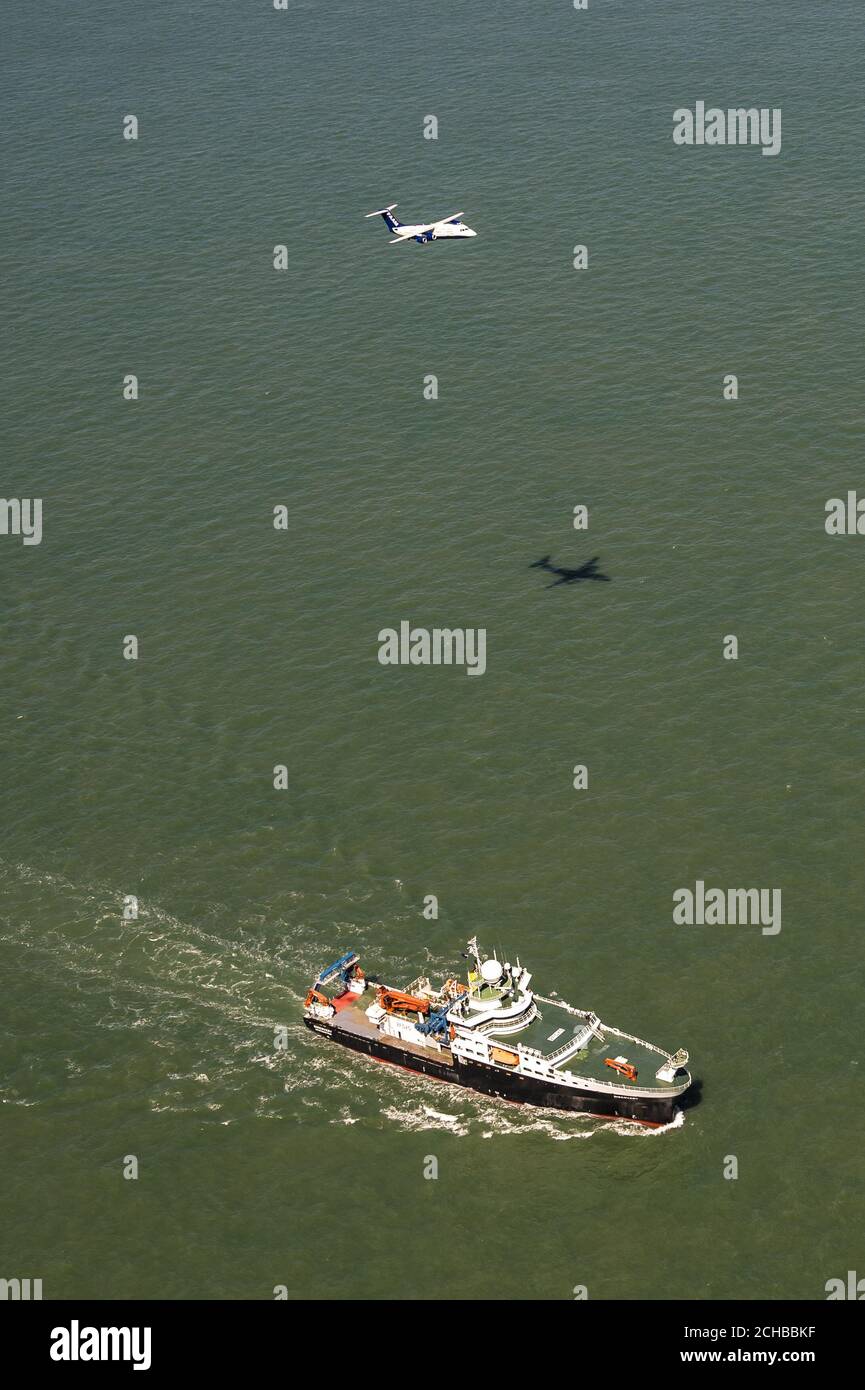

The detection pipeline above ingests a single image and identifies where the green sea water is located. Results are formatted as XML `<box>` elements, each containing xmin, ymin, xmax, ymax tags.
<box><xmin>2</xmin><ymin>0</ymin><xmax>864</xmax><ymax>1300</ymax></box>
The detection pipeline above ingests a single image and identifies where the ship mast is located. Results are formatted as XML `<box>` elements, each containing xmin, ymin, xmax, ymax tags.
<box><xmin>465</xmin><ymin>935</ymin><xmax>482</xmax><ymax>978</ymax></box>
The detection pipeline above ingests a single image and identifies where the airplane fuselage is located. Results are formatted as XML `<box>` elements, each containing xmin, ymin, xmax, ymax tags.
<box><xmin>398</xmin><ymin>221</ymin><xmax>476</xmax><ymax>243</ymax></box>
<box><xmin>365</xmin><ymin>204</ymin><xmax>477</xmax><ymax>244</ymax></box>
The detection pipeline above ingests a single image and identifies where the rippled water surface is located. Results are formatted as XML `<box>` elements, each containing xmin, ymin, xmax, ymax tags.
<box><xmin>1</xmin><ymin>0</ymin><xmax>863</xmax><ymax>1299</ymax></box>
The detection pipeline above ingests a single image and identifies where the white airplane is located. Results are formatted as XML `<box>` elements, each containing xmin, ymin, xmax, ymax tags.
<box><xmin>365</xmin><ymin>204</ymin><xmax>477</xmax><ymax>245</ymax></box>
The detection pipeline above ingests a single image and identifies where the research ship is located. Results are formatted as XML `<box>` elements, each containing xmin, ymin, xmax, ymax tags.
<box><xmin>303</xmin><ymin>938</ymin><xmax>691</xmax><ymax>1125</ymax></box>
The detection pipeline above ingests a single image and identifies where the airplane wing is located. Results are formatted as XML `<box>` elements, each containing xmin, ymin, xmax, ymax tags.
<box><xmin>388</xmin><ymin>213</ymin><xmax>465</xmax><ymax>242</ymax></box>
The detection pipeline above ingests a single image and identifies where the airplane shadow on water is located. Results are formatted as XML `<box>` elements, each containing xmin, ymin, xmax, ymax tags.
<box><xmin>530</xmin><ymin>555</ymin><xmax>611</xmax><ymax>588</ymax></box>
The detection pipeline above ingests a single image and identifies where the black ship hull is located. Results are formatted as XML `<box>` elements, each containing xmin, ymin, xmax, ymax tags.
<box><xmin>304</xmin><ymin>1016</ymin><xmax>681</xmax><ymax>1126</ymax></box>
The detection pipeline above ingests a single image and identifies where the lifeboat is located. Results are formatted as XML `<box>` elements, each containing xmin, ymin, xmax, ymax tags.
<box><xmin>604</xmin><ymin>1057</ymin><xmax>638</xmax><ymax>1082</ymax></box>
<box><xmin>490</xmin><ymin>1045</ymin><xmax>520</xmax><ymax>1067</ymax></box>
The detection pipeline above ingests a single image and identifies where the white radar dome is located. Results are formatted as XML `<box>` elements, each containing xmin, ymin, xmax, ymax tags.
<box><xmin>480</xmin><ymin>959</ymin><xmax>503</xmax><ymax>984</ymax></box>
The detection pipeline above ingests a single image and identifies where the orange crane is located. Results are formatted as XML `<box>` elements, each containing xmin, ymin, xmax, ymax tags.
<box><xmin>304</xmin><ymin>986</ymin><xmax>330</xmax><ymax>1009</ymax></box>
<box><xmin>376</xmin><ymin>986</ymin><xmax>430</xmax><ymax>1018</ymax></box>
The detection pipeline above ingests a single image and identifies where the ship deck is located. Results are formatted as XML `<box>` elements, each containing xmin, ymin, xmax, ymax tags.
<box><xmin>327</xmin><ymin>990</ymin><xmax>683</xmax><ymax>1094</ymax></box>
<box><xmin>329</xmin><ymin>992</ymin><xmax>454</xmax><ymax>1066</ymax></box>
<box><xmin>486</xmin><ymin>996</ymin><xmax>682</xmax><ymax>1092</ymax></box>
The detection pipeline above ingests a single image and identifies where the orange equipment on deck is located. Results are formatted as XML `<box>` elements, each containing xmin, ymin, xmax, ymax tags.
<box><xmin>604</xmin><ymin>1058</ymin><xmax>638</xmax><ymax>1082</ymax></box>
<box><xmin>304</xmin><ymin>987</ymin><xmax>330</xmax><ymax>1009</ymax></box>
<box><xmin>376</xmin><ymin>987</ymin><xmax>430</xmax><ymax>1017</ymax></box>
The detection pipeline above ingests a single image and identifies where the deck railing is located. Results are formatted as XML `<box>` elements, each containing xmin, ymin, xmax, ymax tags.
<box><xmin>473</xmin><ymin>1002</ymin><xmax>538</xmax><ymax>1037</ymax></box>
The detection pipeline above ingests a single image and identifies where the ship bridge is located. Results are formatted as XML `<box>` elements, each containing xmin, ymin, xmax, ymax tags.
<box><xmin>452</xmin><ymin>956</ymin><xmax>537</xmax><ymax>1036</ymax></box>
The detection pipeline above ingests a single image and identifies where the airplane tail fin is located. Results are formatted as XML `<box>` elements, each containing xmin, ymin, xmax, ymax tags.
<box><xmin>365</xmin><ymin>203</ymin><xmax>401</xmax><ymax>233</ymax></box>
